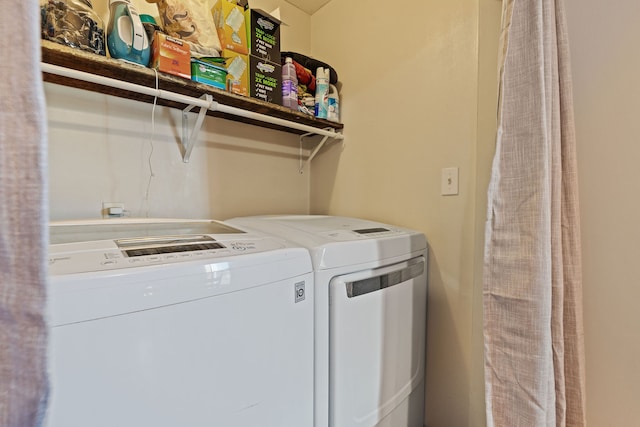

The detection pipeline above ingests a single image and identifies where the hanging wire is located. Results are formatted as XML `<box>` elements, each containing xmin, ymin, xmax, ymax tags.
<box><xmin>144</xmin><ymin>68</ymin><xmax>159</xmax><ymax>217</ymax></box>
<box><xmin>299</xmin><ymin>134</ymin><xmax>305</xmax><ymax>174</ymax></box>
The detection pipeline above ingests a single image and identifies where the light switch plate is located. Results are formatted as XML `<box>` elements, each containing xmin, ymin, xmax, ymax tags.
<box><xmin>441</xmin><ymin>167</ymin><xmax>459</xmax><ymax>196</ymax></box>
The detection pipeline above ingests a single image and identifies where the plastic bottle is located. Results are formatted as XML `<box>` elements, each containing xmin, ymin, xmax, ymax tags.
<box><xmin>327</xmin><ymin>84</ymin><xmax>340</xmax><ymax>122</ymax></box>
<box><xmin>282</xmin><ymin>57</ymin><xmax>298</xmax><ymax>110</ymax></box>
<box><xmin>314</xmin><ymin>67</ymin><xmax>329</xmax><ymax>119</ymax></box>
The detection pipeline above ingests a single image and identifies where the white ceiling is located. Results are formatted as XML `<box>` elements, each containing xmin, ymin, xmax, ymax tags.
<box><xmin>284</xmin><ymin>0</ymin><xmax>332</xmax><ymax>15</ymax></box>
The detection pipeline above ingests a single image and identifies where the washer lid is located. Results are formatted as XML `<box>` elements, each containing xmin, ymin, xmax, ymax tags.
<box><xmin>50</xmin><ymin>218</ymin><xmax>244</xmax><ymax>245</ymax></box>
<box><xmin>227</xmin><ymin>215</ymin><xmax>427</xmax><ymax>270</ymax></box>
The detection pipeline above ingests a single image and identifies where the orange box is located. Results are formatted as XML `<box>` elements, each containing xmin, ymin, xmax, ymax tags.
<box><xmin>223</xmin><ymin>49</ymin><xmax>248</xmax><ymax>97</ymax></box>
<box><xmin>211</xmin><ymin>0</ymin><xmax>249</xmax><ymax>54</ymax></box>
<box><xmin>151</xmin><ymin>32</ymin><xmax>191</xmax><ymax>79</ymax></box>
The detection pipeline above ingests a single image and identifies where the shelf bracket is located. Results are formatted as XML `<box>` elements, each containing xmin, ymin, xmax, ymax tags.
<box><xmin>181</xmin><ymin>94</ymin><xmax>214</xmax><ymax>163</ymax></box>
<box><xmin>298</xmin><ymin>130</ymin><xmax>337</xmax><ymax>174</ymax></box>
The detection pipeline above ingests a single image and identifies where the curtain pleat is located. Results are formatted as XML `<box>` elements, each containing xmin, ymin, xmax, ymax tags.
<box><xmin>483</xmin><ymin>0</ymin><xmax>586</xmax><ymax>426</ymax></box>
<box><xmin>0</xmin><ymin>1</ymin><xmax>50</xmax><ymax>426</ymax></box>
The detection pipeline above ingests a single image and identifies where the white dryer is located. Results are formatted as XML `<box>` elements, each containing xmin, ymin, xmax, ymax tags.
<box><xmin>226</xmin><ymin>215</ymin><xmax>428</xmax><ymax>427</ymax></box>
<box><xmin>45</xmin><ymin>218</ymin><xmax>314</xmax><ymax>427</ymax></box>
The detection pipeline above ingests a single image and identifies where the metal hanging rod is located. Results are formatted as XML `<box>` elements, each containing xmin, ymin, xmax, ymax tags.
<box><xmin>41</xmin><ymin>62</ymin><xmax>210</xmax><ymax>108</ymax></box>
<box><xmin>41</xmin><ymin>62</ymin><xmax>343</xmax><ymax>162</ymax></box>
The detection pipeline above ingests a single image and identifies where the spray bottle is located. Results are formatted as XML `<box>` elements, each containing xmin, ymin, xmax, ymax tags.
<box><xmin>314</xmin><ymin>67</ymin><xmax>329</xmax><ymax>119</ymax></box>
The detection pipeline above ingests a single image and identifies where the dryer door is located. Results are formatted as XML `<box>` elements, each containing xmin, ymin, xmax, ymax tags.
<box><xmin>329</xmin><ymin>256</ymin><xmax>427</xmax><ymax>427</ymax></box>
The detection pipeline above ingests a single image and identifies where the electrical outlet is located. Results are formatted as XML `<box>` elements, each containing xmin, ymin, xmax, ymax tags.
<box><xmin>441</xmin><ymin>167</ymin><xmax>459</xmax><ymax>196</ymax></box>
<box><xmin>102</xmin><ymin>202</ymin><xmax>125</xmax><ymax>218</ymax></box>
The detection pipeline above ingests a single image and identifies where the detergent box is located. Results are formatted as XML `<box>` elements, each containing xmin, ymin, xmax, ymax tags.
<box><xmin>223</xmin><ymin>49</ymin><xmax>249</xmax><ymax>97</ymax></box>
<box><xmin>190</xmin><ymin>58</ymin><xmax>228</xmax><ymax>90</ymax></box>
<box><xmin>248</xmin><ymin>55</ymin><xmax>281</xmax><ymax>105</ymax></box>
<box><xmin>151</xmin><ymin>31</ymin><xmax>191</xmax><ymax>79</ymax></box>
<box><xmin>211</xmin><ymin>0</ymin><xmax>248</xmax><ymax>54</ymax></box>
<box><xmin>245</xmin><ymin>9</ymin><xmax>281</xmax><ymax>63</ymax></box>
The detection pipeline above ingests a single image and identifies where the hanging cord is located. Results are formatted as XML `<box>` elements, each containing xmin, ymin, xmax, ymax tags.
<box><xmin>299</xmin><ymin>134</ymin><xmax>304</xmax><ymax>174</ymax></box>
<box><xmin>144</xmin><ymin>68</ymin><xmax>159</xmax><ymax>217</ymax></box>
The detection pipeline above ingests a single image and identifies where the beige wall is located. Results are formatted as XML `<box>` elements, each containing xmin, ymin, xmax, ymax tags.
<box><xmin>565</xmin><ymin>1</ymin><xmax>640</xmax><ymax>425</ymax></box>
<box><xmin>471</xmin><ymin>1</ymin><xmax>502</xmax><ymax>424</ymax></box>
<box><xmin>46</xmin><ymin>85</ymin><xmax>310</xmax><ymax>220</ymax></box>
<box><xmin>309</xmin><ymin>1</ymin><xmax>500</xmax><ymax>426</ymax></box>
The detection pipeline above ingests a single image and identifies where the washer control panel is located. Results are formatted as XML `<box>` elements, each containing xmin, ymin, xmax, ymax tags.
<box><xmin>49</xmin><ymin>236</ymin><xmax>277</xmax><ymax>276</ymax></box>
<box><xmin>318</xmin><ymin>226</ymin><xmax>407</xmax><ymax>242</ymax></box>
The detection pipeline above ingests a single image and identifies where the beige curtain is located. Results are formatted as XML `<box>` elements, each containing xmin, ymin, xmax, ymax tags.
<box><xmin>0</xmin><ymin>1</ymin><xmax>50</xmax><ymax>426</ymax></box>
<box><xmin>483</xmin><ymin>0</ymin><xmax>586</xmax><ymax>426</ymax></box>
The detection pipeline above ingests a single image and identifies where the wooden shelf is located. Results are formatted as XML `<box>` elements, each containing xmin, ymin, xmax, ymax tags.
<box><xmin>40</xmin><ymin>40</ymin><xmax>344</xmax><ymax>136</ymax></box>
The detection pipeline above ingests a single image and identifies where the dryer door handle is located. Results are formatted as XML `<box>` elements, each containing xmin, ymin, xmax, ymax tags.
<box><xmin>343</xmin><ymin>257</ymin><xmax>425</xmax><ymax>298</ymax></box>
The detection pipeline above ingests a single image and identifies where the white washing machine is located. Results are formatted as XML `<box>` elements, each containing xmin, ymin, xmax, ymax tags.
<box><xmin>226</xmin><ymin>215</ymin><xmax>428</xmax><ymax>427</ymax></box>
<box><xmin>45</xmin><ymin>218</ymin><xmax>314</xmax><ymax>427</ymax></box>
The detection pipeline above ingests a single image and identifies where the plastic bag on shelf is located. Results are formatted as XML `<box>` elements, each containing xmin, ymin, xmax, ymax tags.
<box><xmin>40</xmin><ymin>0</ymin><xmax>106</xmax><ymax>56</ymax></box>
<box><xmin>146</xmin><ymin>0</ymin><xmax>222</xmax><ymax>57</ymax></box>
